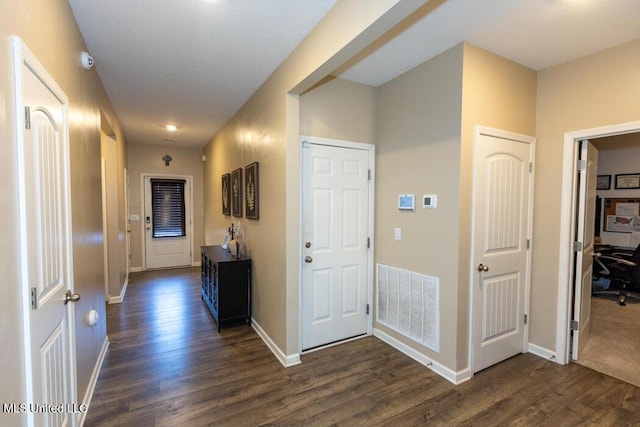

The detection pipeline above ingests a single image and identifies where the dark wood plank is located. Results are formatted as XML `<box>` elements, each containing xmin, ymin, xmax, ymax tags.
<box><xmin>84</xmin><ymin>267</ymin><xmax>640</xmax><ymax>426</ymax></box>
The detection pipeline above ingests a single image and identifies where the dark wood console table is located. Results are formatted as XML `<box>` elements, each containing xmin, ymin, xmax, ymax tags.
<box><xmin>201</xmin><ymin>245</ymin><xmax>251</xmax><ymax>332</ymax></box>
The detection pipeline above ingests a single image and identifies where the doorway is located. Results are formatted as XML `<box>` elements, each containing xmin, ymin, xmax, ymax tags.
<box><xmin>300</xmin><ymin>136</ymin><xmax>374</xmax><ymax>351</ymax></box>
<box><xmin>557</xmin><ymin>121</ymin><xmax>640</xmax><ymax>372</ymax></box>
<box><xmin>470</xmin><ymin>126</ymin><xmax>535</xmax><ymax>373</ymax></box>
<box><xmin>14</xmin><ymin>37</ymin><xmax>79</xmax><ymax>426</ymax></box>
<box><xmin>143</xmin><ymin>174</ymin><xmax>193</xmax><ymax>269</ymax></box>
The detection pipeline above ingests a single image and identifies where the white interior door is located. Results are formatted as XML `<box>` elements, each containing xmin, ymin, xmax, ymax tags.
<box><xmin>144</xmin><ymin>176</ymin><xmax>192</xmax><ymax>269</ymax></box>
<box><xmin>472</xmin><ymin>128</ymin><xmax>534</xmax><ymax>373</ymax></box>
<box><xmin>301</xmin><ymin>139</ymin><xmax>372</xmax><ymax>350</ymax></box>
<box><xmin>571</xmin><ymin>140</ymin><xmax>598</xmax><ymax>360</ymax></box>
<box><xmin>15</xmin><ymin>37</ymin><xmax>78</xmax><ymax>426</ymax></box>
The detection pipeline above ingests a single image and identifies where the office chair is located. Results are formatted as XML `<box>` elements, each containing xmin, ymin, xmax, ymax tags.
<box><xmin>592</xmin><ymin>244</ymin><xmax>640</xmax><ymax>305</ymax></box>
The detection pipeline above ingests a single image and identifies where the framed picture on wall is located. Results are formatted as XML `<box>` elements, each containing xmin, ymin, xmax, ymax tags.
<box><xmin>615</xmin><ymin>173</ymin><xmax>640</xmax><ymax>189</ymax></box>
<box><xmin>597</xmin><ymin>175</ymin><xmax>611</xmax><ymax>190</ymax></box>
<box><xmin>231</xmin><ymin>168</ymin><xmax>243</xmax><ymax>217</ymax></box>
<box><xmin>221</xmin><ymin>173</ymin><xmax>231</xmax><ymax>216</ymax></box>
<box><xmin>244</xmin><ymin>162</ymin><xmax>259</xmax><ymax>220</ymax></box>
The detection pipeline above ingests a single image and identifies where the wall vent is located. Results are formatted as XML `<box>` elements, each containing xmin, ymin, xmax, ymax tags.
<box><xmin>376</xmin><ymin>264</ymin><xmax>440</xmax><ymax>352</ymax></box>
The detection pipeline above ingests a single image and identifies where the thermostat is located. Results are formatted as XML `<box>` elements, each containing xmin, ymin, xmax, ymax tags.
<box><xmin>398</xmin><ymin>194</ymin><xmax>415</xmax><ymax>210</ymax></box>
<box><xmin>423</xmin><ymin>194</ymin><xmax>437</xmax><ymax>208</ymax></box>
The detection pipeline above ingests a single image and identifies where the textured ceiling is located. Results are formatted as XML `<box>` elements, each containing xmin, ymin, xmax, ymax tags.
<box><xmin>68</xmin><ymin>0</ymin><xmax>640</xmax><ymax>148</ymax></box>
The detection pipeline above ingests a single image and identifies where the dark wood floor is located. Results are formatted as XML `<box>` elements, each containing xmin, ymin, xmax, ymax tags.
<box><xmin>85</xmin><ymin>267</ymin><xmax>640</xmax><ymax>426</ymax></box>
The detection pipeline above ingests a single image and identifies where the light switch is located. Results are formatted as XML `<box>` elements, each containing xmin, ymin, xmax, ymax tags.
<box><xmin>394</xmin><ymin>227</ymin><xmax>402</xmax><ymax>240</ymax></box>
<box><xmin>130</xmin><ymin>214</ymin><xmax>140</xmax><ymax>221</ymax></box>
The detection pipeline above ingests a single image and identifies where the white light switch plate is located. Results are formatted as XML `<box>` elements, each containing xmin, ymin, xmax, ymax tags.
<box><xmin>394</xmin><ymin>227</ymin><xmax>402</xmax><ymax>240</ymax></box>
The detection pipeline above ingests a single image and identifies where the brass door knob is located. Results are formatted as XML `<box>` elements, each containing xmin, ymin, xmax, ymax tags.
<box><xmin>477</xmin><ymin>263</ymin><xmax>489</xmax><ymax>272</ymax></box>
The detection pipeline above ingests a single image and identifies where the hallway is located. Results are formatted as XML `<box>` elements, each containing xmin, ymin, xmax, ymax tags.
<box><xmin>85</xmin><ymin>268</ymin><xmax>640</xmax><ymax>426</ymax></box>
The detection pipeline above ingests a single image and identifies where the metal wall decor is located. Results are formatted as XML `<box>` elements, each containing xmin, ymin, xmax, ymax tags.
<box><xmin>244</xmin><ymin>162</ymin><xmax>259</xmax><ymax>219</ymax></box>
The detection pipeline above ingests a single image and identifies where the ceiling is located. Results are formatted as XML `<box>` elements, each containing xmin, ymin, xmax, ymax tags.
<box><xmin>68</xmin><ymin>0</ymin><xmax>640</xmax><ymax>149</ymax></box>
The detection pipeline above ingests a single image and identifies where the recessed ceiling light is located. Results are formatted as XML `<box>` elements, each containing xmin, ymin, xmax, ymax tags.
<box><xmin>166</xmin><ymin>124</ymin><xmax>177</xmax><ymax>131</ymax></box>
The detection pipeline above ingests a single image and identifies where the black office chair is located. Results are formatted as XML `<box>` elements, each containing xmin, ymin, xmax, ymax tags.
<box><xmin>592</xmin><ymin>244</ymin><xmax>640</xmax><ymax>305</ymax></box>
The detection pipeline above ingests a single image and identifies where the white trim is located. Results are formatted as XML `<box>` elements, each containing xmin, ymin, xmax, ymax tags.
<box><xmin>108</xmin><ymin>277</ymin><xmax>128</xmax><ymax>304</ymax></box>
<box><xmin>191</xmin><ymin>261</ymin><xmax>201</xmax><ymax>267</ymax></box>
<box><xmin>251</xmin><ymin>318</ymin><xmax>301</xmax><ymax>367</ymax></box>
<box><xmin>141</xmin><ymin>173</ymin><xmax>194</xmax><ymax>270</ymax></box>
<box><xmin>468</xmin><ymin>126</ymin><xmax>535</xmax><ymax>374</ymax></box>
<box><xmin>527</xmin><ymin>342</ymin><xmax>557</xmax><ymax>362</ymax></box>
<box><xmin>79</xmin><ymin>336</ymin><xmax>110</xmax><ymax>426</ymax></box>
<box><xmin>130</xmin><ymin>266</ymin><xmax>143</xmax><ymax>273</ymax></box>
<box><xmin>374</xmin><ymin>328</ymin><xmax>471</xmax><ymax>385</ymax></box>
<box><xmin>298</xmin><ymin>135</ymin><xmax>376</xmax><ymax>353</ymax></box>
<box><xmin>101</xmin><ymin>158</ymin><xmax>110</xmax><ymax>302</ymax></box>
<box><xmin>556</xmin><ymin>120</ymin><xmax>640</xmax><ymax>364</ymax></box>
<box><xmin>300</xmin><ymin>333</ymin><xmax>370</xmax><ymax>355</ymax></box>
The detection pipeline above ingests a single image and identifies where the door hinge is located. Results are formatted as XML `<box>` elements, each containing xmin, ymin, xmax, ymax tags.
<box><xmin>302</xmin><ymin>141</ymin><xmax>312</xmax><ymax>149</ymax></box>
<box><xmin>368</xmin><ymin>169</ymin><xmax>372</xmax><ymax>181</ymax></box>
<box><xmin>366</xmin><ymin>304</ymin><xmax>370</xmax><ymax>315</ymax></box>
<box><xmin>527</xmin><ymin>239</ymin><xmax>530</xmax><ymax>250</ymax></box>
<box><xmin>367</xmin><ymin>237</ymin><xmax>370</xmax><ymax>248</ymax></box>
<box><xmin>577</xmin><ymin>159</ymin><xmax>586</xmax><ymax>172</ymax></box>
<box><xmin>574</xmin><ymin>241</ymin><xmax>583</xmax><ymax>252</ymax></box>
<box><xmin>571</xmin><ymin>320</ymin><xmax>579</xmax><ymax>331</ymax></box>
<box><xmin>524</xmin><ymin>314</ymin><xmax>528</xmax><ymax>324</ymax></box>
<box><xmin>529</xmin><ymin>162</ymin><xmax>533</xmax><ymax>173</ymax></box>
<box><xmin>31</xmin><ymin>287</ymin><xmax>37</xmax><ymax>309</ymax></box>
<box><xmin>24</xmin><ymin>106</ymin><xmax>31</xmax><ymax>130</ymax></box>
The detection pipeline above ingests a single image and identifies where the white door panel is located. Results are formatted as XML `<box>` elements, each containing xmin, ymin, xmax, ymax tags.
<box><xmin>144</xmin><ymin>176</ymin><xmax>192</xmax><ymax>269</ymax></box>
<box><xmin>571</xmin><ymin>140</ymin><xmax>598</xmax><ymax>360</ymax></box>
<box><xmin>302</xmin><ymin>141</ymin><xmax>371</xmax><ymax>350</ymax></box>
<box><xmin>15</xmin><ymin>37</ymin><xmax>78</xmax><ymax>426</ymax></box>
<box><xmin>472</xmin><ymin>129</ymin><xmax>534</xmax><ymax>373</ymax></box>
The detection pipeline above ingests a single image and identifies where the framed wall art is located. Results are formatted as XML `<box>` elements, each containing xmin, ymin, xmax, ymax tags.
<box><xmin>596</xmin><ymin>175</ymin><xmax>611</xmax><ymax>190</ymax></box>
<box><xmin>245</xmin><ymin>162</ymin><xmax>259</xmax><ymax>219</ymax></box>
<box><xmin>221</xmin><ymin>173</ymin><xmax>231</xmax><ymax>216</ymax></box>
<box><xmin>615</xmin><ymin>173</ymin><xmax>640</xmax><ymax>190</ymax></box>
<box><xmin>231</xmin><ymin>168</ymin><xmax>243</xmax><ymax>217</ymax></box>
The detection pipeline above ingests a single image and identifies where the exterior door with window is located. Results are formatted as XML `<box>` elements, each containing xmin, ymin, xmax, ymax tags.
<box><xmin>144</xmin><ymin>176</ymin><xmax>192</xmax><ymax>269</ymax></box>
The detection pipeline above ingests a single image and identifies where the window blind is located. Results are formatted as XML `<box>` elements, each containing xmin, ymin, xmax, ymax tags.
<box><xmin>151</xmin><ymin>179</ymin><xmax>186</xmax><ymax>238</ymax></box>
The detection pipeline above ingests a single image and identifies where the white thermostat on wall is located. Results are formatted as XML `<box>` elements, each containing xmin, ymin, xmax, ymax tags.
<box><xmin>398</xmin><ymin>194</ymin><xmax>415</xmax><ymax>210</ymax></box>
<box><xmin>423</xmin><ymin>194</ymin><xmax>437</xmax><ymax>208</ymax></box>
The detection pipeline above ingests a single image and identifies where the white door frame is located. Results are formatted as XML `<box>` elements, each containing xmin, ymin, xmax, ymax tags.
<box><xmin>141</xmin><ymin>173</ymin><xmax>194</xmax><ymax>270</ymax></box>
<box><xmin>468</xmin><ymin>125</ymin><xmax>535</xmax><ymax>374</ymax></box>
<box><xmin>298</xmin><ymin>135</ymin><xmax>375</xmax><ymax>354</ymax></box>
<box><xmin>557</xmin><ymin>120</ymin><xmax>640</xmax><ymax>364</ymax></box>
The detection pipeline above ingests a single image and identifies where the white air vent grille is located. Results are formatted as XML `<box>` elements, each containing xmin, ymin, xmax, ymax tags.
<box><xmin>376</xmin><ymin>264</ymin><xmax>440</xmax><ymax>352</ymax></box>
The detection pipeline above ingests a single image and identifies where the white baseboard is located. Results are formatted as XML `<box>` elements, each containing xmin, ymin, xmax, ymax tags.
<box><xmin>528</xmin><ymin>342</ymin><xmax>559</xmax><ymax>363</ymax></box>
<box><xmin>79</xmin><ymin>336</ymin><xmax>109</xmax><ymax>427</ymax></box>
<box><xmin>374</xmin><ymin>328</ymin><xmax>471</xmax><ymax>385</ymax></box>
<box><xmin>130</xmin><ymin>266</ymin><xmax>143</xmax><ymax>273</ymax></box>
<box><xmin>108</xmin><ymin>277</ymin><xmax>129</xmax><ymax>304</ymax></box>
<box><xmin>251</xmin><ymin>318</ymin><xmax>301</xmax><ymax>367</ymax></box>
<box><xmin>192</xmin><ymin>261</ymin><xmax>201</xmax><ymax>267</ymax></box>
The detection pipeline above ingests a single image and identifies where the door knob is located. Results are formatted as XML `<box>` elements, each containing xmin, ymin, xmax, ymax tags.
<box><xmin>64</xmin><ymin>290</ymin><xmax>81</xmax><ymax>305</ymax></box>
<box><xmin>477</xmin><ymin>263</ymin><xmax>489</xmax><ymax>272</ymax></box>
<box><xmin>305</xmin><ymin>241</ymin><xmax>312</xmax><ymax>248</ymax></box>
<box><xmin>305</xmin><ymin>256</ymin><xmax>313</xmax><ymax>263</ymax></box>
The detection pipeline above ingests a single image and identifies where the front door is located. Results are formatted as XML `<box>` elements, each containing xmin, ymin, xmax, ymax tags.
<box><xmin>472</xmin><ymin>127</ymin><xmax>534</xmax><ymax>373</ymax></box>
<box><xmin>571</xmin><ymin>140</ymin><xmax>598</xmax><ymax>360</ymax></box>
<box><xmin>144</xmin><ymin>176</ymin><xmax>192</xmax><ymax>269</ymax></box>
<box><xmin>15</xmin><ymin>37</ymin><xmax>79</xmax><ymax>426</ymax></box>
<box><xmin>301</xmin><ymin>138</ymin><xmax>372</xmax><ymax>350</ymax></box>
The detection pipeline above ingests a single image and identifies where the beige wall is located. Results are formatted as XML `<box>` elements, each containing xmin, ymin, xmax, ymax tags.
<box><xmin>375</xmin><ymin>44</ymin><xmax>464</xmax><ymax>370</ymax></box>
<box><xmin>532</xmin><ymin>38</ymin><xmax>640</xmax><ymax>351</ymax></box>
<box><xmin>127</xmin><ymin>143</ymin><xmax>204</xmax><ymax>270</ymax></box>
<box><xmin>300</xmin><ymin>77</ymin><xmax>377</xmax><ymax>143</ymax></box>
<box><xmin>203</xmin><ymin>0</ymin><xmax>429</xmax><ymax>356</ymax></box>
<box><xmin>0</xmin><ymin>0</ymin><xmax>125</xmax><ymax>420</ymax></box>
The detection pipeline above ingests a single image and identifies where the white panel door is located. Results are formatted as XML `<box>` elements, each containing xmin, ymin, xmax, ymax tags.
<box><xmin>302</xmin><ymin>141</ymin><xmax>370</xmax><ymax>350</ymax></box>
<box><xmin>15</xmin><ymin>37</ymin><xmax>78</xmax><ymax>426</ymax></box>
<box><xmin>571</xmin><ymin>140</ymin><xmax>598</xmax><ymax>360</ymax></box>
<box><xmin>144</xmin><ymin>176</ymin><xmax>192</xmax><ymax>269</ymax></box>
<box><xmin>472</xmin><ymin>128</ymin><xmax>534</xmax><ymax>373</ymax></box>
